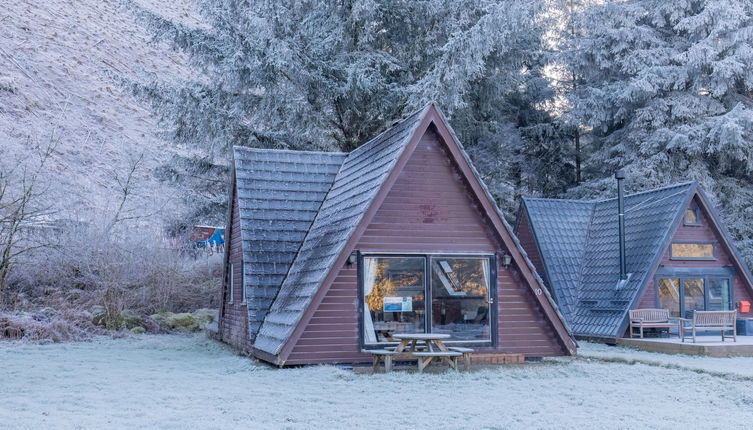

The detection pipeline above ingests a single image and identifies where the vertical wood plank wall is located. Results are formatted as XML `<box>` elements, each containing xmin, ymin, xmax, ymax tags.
<box><xmin>221</xmin><ymin>190</ymin><xmax>249</xmax><ymax>351</ymax></box>
<box><xmin>286</xmin><ymin>128</ymin><xmax>566</xmax><ymax>364</ymax></box>
<box><xmin>637</xmin><ymin>196</ymin><xmax>753</xmax><ymax>316</ymax></box>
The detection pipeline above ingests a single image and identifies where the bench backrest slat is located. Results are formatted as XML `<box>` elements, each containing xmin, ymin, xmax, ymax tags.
<box><xmin>692</xmin><ymin>310</ymin><xmax>737</xmax><ymax>326</ymax></box>
<box><xmin>629</xmin><ymin>309</ymin><xmax>670</xmax><ymax>323</ymax></box>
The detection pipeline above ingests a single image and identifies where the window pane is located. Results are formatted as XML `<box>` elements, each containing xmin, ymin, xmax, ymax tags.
<box><xmin>671</xmin><ymin>243</ymin><xmax>714</xmax><ymax>259</ymax></box>
<box><xmin>683</xmin><ymin>278</ymin><xmax>705</xmax><ymax>318</ymax></box>
<box><xmin>684</xmin><ymin>209</ymin><xmax>699</xmax><ymax>225</ymax></box>
<box><xmin>363</xmin><ymin>257</ymin><xmax>425</xmax><ymax>343</ymax></box>
<box><xmin>430</xmin><ymin>257</ymin><xmax>491</xmax><ymax>341</ymax></box>
<box><xmin>658</xmin><ymin>278</ymin><xmax>680</xmax><ymax>317</ymax></box>
<box><xmin>707</xmin><ymin>279</ymin><xmax>731</xmax><ymax>311</ymax></box>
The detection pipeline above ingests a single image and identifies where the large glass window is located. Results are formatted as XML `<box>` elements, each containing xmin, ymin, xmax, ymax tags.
<box><xmin>656</xmin><ymin>276</ymin><xmax>732</xmax><ymax>318</ymax></box>
<box><xmin>431</xmin><ymin>258</ymin><xmax>491</xmax><ymax>341</ymax></box>
<box><xmin>658</xmin><ymin>278</ymin><xmax>680</xmax><ymax>317</ymax></box>
<box><xmin>683</xmin><ymin>278</ymin><xmax>705</xmax><ymax>318</ymax></box>
<box><xmin>707</xmin><ymin>279</ymin><xmax>731</xmax><ymax>311</ymax></box>
<box><xmin>362</xmin><ymin>255</ymin><xmax>493</xmax><ymax>344</ymax></box>
<box><xmin>363</xmin><ymin>257</ymin><xmax>426</xmax><ymax>344</ymax></box>
<box><xmin>670</xmin><ymin>243</ymin><xmax>715</xmax><ymax>260</ymax></box>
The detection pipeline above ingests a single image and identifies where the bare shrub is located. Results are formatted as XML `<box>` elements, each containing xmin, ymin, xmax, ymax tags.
<box><xmin>2</xmin><ymin>219</ymin><xmax>220</xmax><ymax>334</ymax></box>
<box><xmin>0</xmin><ymin>312</ymin><xmax>89</xmax><ymax>342</ymax></box>
<box><xmin>1</xmin><ymin>144</ymin><xmax>221</xmax><ymax>340</ymax></box>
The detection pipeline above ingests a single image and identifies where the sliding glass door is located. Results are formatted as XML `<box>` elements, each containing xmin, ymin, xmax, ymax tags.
<box><xmin>362</xmin><ymin>254</ymin><xmax>493</xmax><ymax>345</ymax></box>
<box><xmin>363</xmin><ymin>257</ymin><xmax>425</xmax><ymax>344</ymax></box>
<box><xmin>656</xmin><ymin>275</ymin><xmax>732</xmax><ymax>318</ymax></box>
<box><xmin>658</xmin><ymin>278</ymin><xmax>680</xmax><ymax>317</ymax></box>
<box><xmin>707</xmin><ymin>279</ymin><xmax>732</xmax><ymax>311</ymax></box>
<box><xmin>430</xmin><ymin>257</ymin><xmax>491</xmax><ymax>341</ymax></box>
<box><xmin>682</xmin><ymin>278</ymin><xmax>705</xmax><ymax>318</ymax></box>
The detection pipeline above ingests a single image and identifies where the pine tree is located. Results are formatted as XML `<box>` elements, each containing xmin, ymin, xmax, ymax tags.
<box><xmin>125</xmin><ymin>0</ymin><xmax>554</xmax><ymax>217</ymax></box>
<box><xmin>564</xmin><ymin>0</ymin><xmax>753</xmax><ymax>261</ymax></box>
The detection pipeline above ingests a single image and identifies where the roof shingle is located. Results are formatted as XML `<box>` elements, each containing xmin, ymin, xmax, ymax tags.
<box><xmin>233</xmin><ymin>147</ymin><xmax>347</xmax><ymax>341</ymax></box>
<box><xmin>523</xmin><ymin>182</ymin><xmax>696</xmax><ymax>337</ymax></box>
<box><xmin>253</xmin><ymin>107</ymin><xmax>428</xmax><ymax>355</ymax></box>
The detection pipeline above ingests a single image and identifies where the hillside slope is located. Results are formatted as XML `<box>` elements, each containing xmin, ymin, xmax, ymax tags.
<box><xmin>0</xmin><ymin>0</ymin><xmax>202</xmax><ymax>224</ymax></box>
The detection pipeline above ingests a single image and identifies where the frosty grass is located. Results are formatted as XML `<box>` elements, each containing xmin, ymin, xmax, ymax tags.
<box><xmin>1</xmin><ymin>335</ymin><xmax>752</xmax><ymax>429</ymax></box>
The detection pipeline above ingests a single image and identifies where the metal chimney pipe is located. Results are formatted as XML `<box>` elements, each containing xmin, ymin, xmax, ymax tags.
<box><xmin>615</xmin><ymin>169</ymin><xmax>627</xmax><ymax>281</ymax></box>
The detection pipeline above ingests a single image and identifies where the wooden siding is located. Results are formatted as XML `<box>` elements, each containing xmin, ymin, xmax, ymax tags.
<box><xmin>285</xmin><ymin>128</ymin><xmax>566</xmax><ymax>364</ymax></box>
<box><xmin>637</xmin><ymin>196</ymin><xmax>753</xmax><ymax>317</ymax></box>
<box><xmin>515</xmin><ymin>208</ymin><xmax>545</xmax><ymax>281</ymax></box>
<box><xmin>221</xmin><ymin>188</ymin><xmax>249</xmax><ymax>351</ymax></box>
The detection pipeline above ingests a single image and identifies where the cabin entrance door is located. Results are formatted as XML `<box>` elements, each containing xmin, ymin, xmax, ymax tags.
<box><xmin>682</xmin><ymin>278</ymin><xmax>705</xmax><ymax>319</ymax></box>
<box><xmin>656</xmin><ymin>270</ymin><xmax>733</xmax><ymax>319</ymax></box>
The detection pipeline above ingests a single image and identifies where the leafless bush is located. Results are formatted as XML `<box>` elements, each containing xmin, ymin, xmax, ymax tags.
<box><xmin>0</xmin><ymin>142</ymin><xmax>56</xmax><ymax>300</ymax></box>
<box><xmin>0</xmin><ymin>312</ymin><xmax>89</xmax><ymax>342</ymax></box>
<box><xmin>4</xmin><ymin>220</ymin><xmax>220</xmax><ymax>331</ymax></box>
<box><xmin>2</xmin><ymin>142</ymin><xmax>221</xmax><ymax>340</ymax></box>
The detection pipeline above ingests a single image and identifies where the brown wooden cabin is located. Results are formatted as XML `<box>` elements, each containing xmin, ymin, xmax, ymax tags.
<box><xmin>219</xmin><ymin>104</ymin><xmax>576</xmax><ymax>366</ymax></box>
<box><xmin>516</xmin><ymin>180</ymin><xmax>753</xmax><ymax>341</ymax></box>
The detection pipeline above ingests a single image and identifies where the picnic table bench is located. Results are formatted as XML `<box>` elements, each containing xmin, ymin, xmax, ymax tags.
<box><xmin>629</xmin><ymin>309</ymin><xmax>679</xmax><ymax>338</ymax></box>
<box><xmin>448</xmin><ymin>346</ymin><xmax>474</xmax><ymax>371</ymax></box>
<box><xmin>413</xmin><ymin>351</ymin><xmax>462</xmax><ymax>372</ymax></box>
<box><xmin>680</xmin><ymin>310</ymin><xmax>737</xmax><ymax>343</ymax></box>
<box><xmin>365</xmin><ymin>333</ymin><xmax>474</xmax><ymax>372</ymax></box>
<box><xmin>368</xmin><ymin>349</ymin><xmax>399</xmax><ymax>372</ymax></box>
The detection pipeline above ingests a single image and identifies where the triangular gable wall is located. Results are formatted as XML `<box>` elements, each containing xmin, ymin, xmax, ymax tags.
<box><xmin>276</xmin><ymin>106</ymin><xmax>575</xmax><ymax>364</ymax></box>
<box><xmin>284</xmin><ymin>126</ymin><xmax>569</xmax><ymax>364</ymax></box>
<box><xmin>634</xmin><ymin>192</ymin><xmax>753</xmax><ymax>324</ymax></box>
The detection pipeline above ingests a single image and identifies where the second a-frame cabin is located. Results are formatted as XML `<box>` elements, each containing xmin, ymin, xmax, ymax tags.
<box><xmin>516</xmin><ymin>177</ymin><xmax>753</xmax><ymax>341</ymax></box>
<box><xmin>219</xmin><ymin>104</ymin><xmax>576</xmax><ymax>366</ymax></box>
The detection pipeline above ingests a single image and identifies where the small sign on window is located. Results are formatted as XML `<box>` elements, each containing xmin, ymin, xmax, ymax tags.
<box><xmin>383</xmin><ymin>297</ymin><xmax>412</xmax><ymax>312</ymax></box>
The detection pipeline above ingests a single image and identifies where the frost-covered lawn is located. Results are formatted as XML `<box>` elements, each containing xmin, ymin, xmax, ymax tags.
<box><xmin>2</xmin><ymin>336</ymin><xmax>753</xmax><ymax>430</ymax></box>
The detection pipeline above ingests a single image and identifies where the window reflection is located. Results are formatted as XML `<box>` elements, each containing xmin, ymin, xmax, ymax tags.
<box><xmin>363</xmin><ymin>257</ymin><xmax>425</xmax><ymax>343</ymax></box>
<box><xmin>362</xmin><ymin>255</ymin><xmax>493</xmax><ymax>344</ymax></box>
<box><xmin>658</xmin><ymin>278</ymin><xmax>680</xmax><ymax>317</ymax></box>
<box><xmin>656</xmin><ymin>276</ymin><xmax>732</xmax><ymax>317</ymax></box>
<box><xmin>684</xmin><ymin>209</ymin><xmax>699</xmax><ymax>225</ymax></box>
<box><xmin>671</xmin><ymin>243</ymin><xmax>714</xmax><ymax>259</ymax></box>
<box><xmin>431</xmin><ymin>258</ymin><xmax>491</xmax><ymax>341</ymax></box>
<box><xmin>707</xmin><ymin>279</ymin><xmax>731</xmax><ymax>311</ymax></box>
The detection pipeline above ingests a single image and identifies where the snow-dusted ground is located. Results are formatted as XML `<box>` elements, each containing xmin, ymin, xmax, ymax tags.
<box><xmin>1</xmin><ymin>336</ymin><xmax>752</xmax><ymax>429</ymax></box>
<box><xmin>578</xmin><ymin>341</ymin><xmax>753</xmax><ymax>379</ymax></box>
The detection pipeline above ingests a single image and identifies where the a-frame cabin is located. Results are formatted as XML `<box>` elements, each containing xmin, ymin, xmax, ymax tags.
<box><xmin>220</xmin><ymin>104</ymin><xmax>576</xmax><ymax>365</ymax></box>
<box><xmin>516</xmin><ymin>182</ymin><xmax>753</xmax><ymax>341</ymax></box>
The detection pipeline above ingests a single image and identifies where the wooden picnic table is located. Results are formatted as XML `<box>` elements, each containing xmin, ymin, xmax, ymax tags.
<box><xmin>391</xmin><ymin>333</ymin><xmax>461</xmax><ymax>372</ymax></box>
<box><xmin>392</xmin><ymin>333</ymin><xmax>451</xmax><ymax>353</ymax></box>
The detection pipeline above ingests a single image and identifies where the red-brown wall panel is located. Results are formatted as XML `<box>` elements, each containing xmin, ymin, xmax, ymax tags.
<box><xmin>514</xmin><ymin>208</ymin><xmax>546</xmax><ymax>281</ymax></box>
<box><xmin>220</xmin><ymin>188</ymin><xmax>249</xmax><ymax>351</ymax></box>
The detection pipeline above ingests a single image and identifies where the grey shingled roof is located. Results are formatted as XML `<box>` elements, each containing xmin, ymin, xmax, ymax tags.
<box><xmin>252</xmin><ymin>106</ymin><xmax>429</xmax><ymax>355</ymax></box>
<box><xmin>523</xmin><ymin>182</ymin><xmax>696</xmax><ymax>338</ymax></box>
<box><xmin>521</xmin><ymin>199</ymin><xmax>595</xmax><ymax>321</ymax></box>
<box><xmin>233</xmin><ymin>147</ymin><xmax>347</xmax><ymax>341</ymax></box>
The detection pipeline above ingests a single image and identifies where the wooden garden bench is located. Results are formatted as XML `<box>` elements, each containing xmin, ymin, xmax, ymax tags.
<box><xmin>629</xmin><ymin>309</ymin><xmax>677</xmax><ymax>338</ymax></box>
<box><xmin>448</xmin><ymin>346</ymin><xmax>474</xmax><ymax>371</ymax></box>
<box><xmin>412</xmin><ymin>351</ymin><xmax>462</xmax><ymax>372</ymax></box>
<box><xmin>366</xmin><ymin>349</ymin><xmax>399</xmax><ymax>372</ymax></box>
<box><xmin>680</xmin><ymin>310</ymin><xmax>737</xmax><ymax>343</ymax></box>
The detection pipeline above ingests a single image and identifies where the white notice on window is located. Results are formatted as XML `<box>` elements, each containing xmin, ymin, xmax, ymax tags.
<box><xmin>384</xmin><ymin>297</ymin><xmax>412</xmax><ymax>312</ymax></box>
